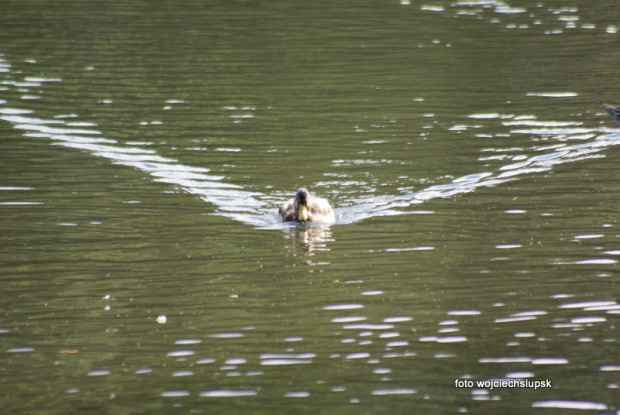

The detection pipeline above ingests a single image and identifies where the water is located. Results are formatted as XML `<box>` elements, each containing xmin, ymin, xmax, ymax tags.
<box><xmin>2</xmin><ymin>1</ymin><xmax>620</xmax><ymax>414</ymax></box>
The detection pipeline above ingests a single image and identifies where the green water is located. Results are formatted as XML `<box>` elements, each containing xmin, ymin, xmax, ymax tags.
<box><xmin>2</xmin><ymin>1</ymin><xmax>620</xmax><ymax>414</ymax></box>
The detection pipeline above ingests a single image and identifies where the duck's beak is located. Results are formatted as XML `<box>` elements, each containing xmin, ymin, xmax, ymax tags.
<box><xmin>298</xmin><ymin>204</ymin><xmax>309</xmax><ymax>222</ymax></box>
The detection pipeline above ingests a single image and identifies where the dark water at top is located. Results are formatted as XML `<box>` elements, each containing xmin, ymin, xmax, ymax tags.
<box><xmin>2</xmin><ymin>1</ymin><xmax>620</xmax><ymax>414</ymax></box>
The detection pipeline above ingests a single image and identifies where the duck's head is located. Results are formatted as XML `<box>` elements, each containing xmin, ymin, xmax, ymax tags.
<box><xmin>294</xmin><ymin>188</ymin><xmax>311</xmax><ymax>222</ymax></box>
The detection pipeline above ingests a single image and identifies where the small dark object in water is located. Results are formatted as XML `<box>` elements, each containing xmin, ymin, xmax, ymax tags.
<box><xmin>603</xmin><ymin>104</ymin><xmax>620</xmax><ymax>126</ymax></box>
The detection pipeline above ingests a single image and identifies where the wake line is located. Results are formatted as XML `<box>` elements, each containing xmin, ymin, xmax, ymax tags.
<box><xmin>2</xmin><ymin>57</ymin><xmax>620</xmax><ymax>227</ymax></box>
<box><xmin>6</xmin><ymin>103</ymin><xmax>619</xmax><ymax>227</ymax></box>
<box><xmin>339</xmin><ymin>131</ymin><xmax>620</xmax><ymax>223</ymax></box>
<box><xmin>2</xmin><ymin>108</ymin><xmax>273</xmax><ymax>224</ymax></box>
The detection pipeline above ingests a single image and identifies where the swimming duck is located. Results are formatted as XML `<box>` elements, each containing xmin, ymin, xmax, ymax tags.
<box><xmin>603</xmin><ymin>104</ymin><xmax>620</xmax><ymax>125</ymax></box>
<box><xmin>279</xmin><ymin>188</ymin><xmax>336</xmax><ymax>223</ymax></box>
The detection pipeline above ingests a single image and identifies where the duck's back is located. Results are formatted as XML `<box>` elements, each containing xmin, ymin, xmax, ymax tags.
<box><xmin>310</xmin><ymin>196</ymin><xmax>336</xmax><ymax>223</ymax></box>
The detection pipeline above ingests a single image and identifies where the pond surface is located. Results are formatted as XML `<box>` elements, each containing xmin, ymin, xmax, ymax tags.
<box><xmin>2</xmin><ymin>1</ymin><xmax>620</xmax><ymax>414</ymax></box>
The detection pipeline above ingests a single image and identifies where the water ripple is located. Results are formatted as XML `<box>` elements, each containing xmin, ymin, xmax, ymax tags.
<box><xmin>3</xmin><ymin>57</ymin><xmax>620</xmax><ymax>230</ymax></box>
<box><xmin>531</xmin><ymin>400</ymin><xmax>607</xmax><ymax>410</ymax></box>
<box><xmin>200</xmin><ymin>389</ymin><xmax>257</xmax><ymax>397</ymax></box>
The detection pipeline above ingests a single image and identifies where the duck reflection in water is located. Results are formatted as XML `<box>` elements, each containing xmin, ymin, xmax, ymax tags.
<box><xmin>282</xmin><ymin>224</ymin><xmax>334</xmax><ymax>253</ymax></box>
<box><xmin>279</xmin><ymin>188</ymin><xmax>336</xmax><ymax>224</ymax></box>
<box><xmin>279</xmin><ymin>188</ymin><xmax>335</xmax><ymax>253</ymax></box>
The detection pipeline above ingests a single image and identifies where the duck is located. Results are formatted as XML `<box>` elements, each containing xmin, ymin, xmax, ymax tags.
<box><xmin>603</xmin><ymin>104</ymin><xmax>620</xmax><ymax>125</ymax></box>
<box><xmin>279</xmin><ymin>188</ymin><xmax>336</xmax><ymax>223</ymax></box>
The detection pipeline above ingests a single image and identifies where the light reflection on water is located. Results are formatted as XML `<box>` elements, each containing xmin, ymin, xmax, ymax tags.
<box><xmin>3</xmin><ymin>1</ymin><xmax>620</xmax><ymax>413</ymax></box>
<box><xmin>3</xmin><ymin>52</ymin><xmax>620</xmax><ymax>410</ymax></box>
<box><xmin>2</xmin><ymin>90</ymin><xmax>620</xmax><ymax>232</ymax></box>
<box><xmin>26</xmin><ymin>291</ymin><xmax>617</xmax><ymax>405</ymax></box>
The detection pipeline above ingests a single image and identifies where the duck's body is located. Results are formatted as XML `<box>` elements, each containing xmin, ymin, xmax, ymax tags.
<box><xmin>279</xmin><ymin>188</ymin><xmax>335</xmax><ymax>223</ymax></box>
<box><xmin>603</xmin><ymin>104</ymin><xmax>620</xmax><ymax>126</ymax></box>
